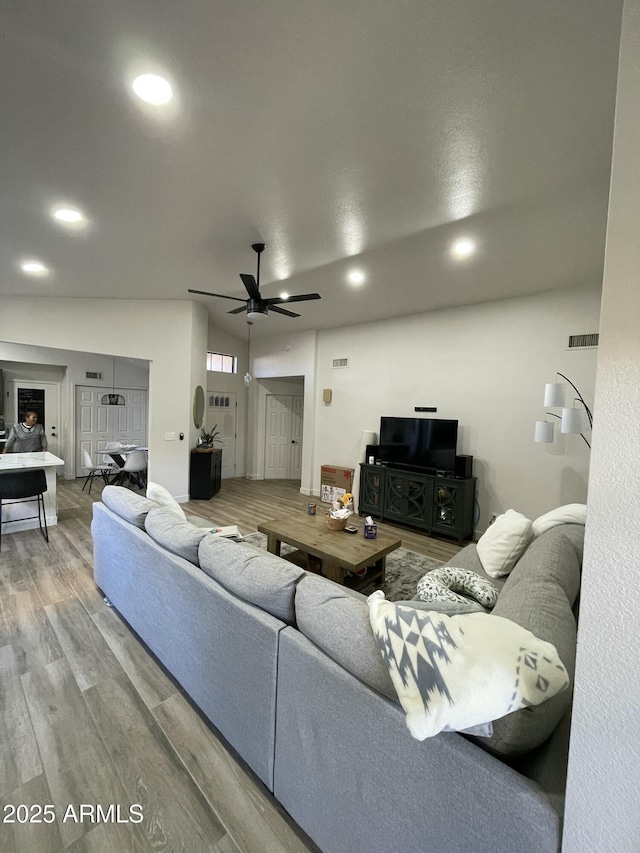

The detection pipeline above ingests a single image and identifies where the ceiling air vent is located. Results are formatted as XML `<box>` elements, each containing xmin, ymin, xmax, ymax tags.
<box><xmin>568</xmin><ymin>333</ymin><xmax>599</xmax><ymax>349</ymax></box>
<box><xmin>85</xmin><ymin>371</ymin><xmax>103</xmax><ymax>380</ymax></box>
<box><xmin>332</xmin><ymin>357</ymin><xmax>349</xmax><ymax>368</ymax></box>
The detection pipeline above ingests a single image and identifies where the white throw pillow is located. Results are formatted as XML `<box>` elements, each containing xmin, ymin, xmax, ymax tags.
<box><xmin>367</xmin><ymin>591</ymin><xmax>569</xmax><ymax>740</ymax></box>
<box><xmin>146</xmin><ymin>481</ymin><xmax>186</xmax><ymax>520</ymax></box>
<box><xmin>532</xmin><ymin>503</ymin><xmax>587</xmax><ymax>537</ymax></box>
<box><xmin>476</xmin><ymin>509</ymin><xmax>533</xmax><ymax>578</ymax></box>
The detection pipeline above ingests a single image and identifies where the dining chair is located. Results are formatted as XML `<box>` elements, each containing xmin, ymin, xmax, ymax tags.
<box><xmin>0</xmin><ymin>468</ymin><xmax>49</xmax><ymax>551</ymax></box>
<box><xmin>81</xmin><ymin>448</ymin><xmax>116</xmax><ymax>494</ymax></box>
<box><xmin>118</xmin><ymin>449</ymin><xmax>148</xmax><ymax>489</ymax></box>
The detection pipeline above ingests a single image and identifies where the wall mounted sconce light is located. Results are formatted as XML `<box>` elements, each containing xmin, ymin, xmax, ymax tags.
<box><xmin>535</xmin><ymin>372</ymin><xmax>593</xmax><ymax>447</ymax></box>
<box><xmin>323</xmin><ymin>389</ymin><xmax>332</xmax><ymax>403</ymax></box>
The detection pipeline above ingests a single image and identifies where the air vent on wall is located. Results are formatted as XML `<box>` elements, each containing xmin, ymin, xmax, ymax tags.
<box><xmin>332</xmin><ymin>357</ymin><xmax>349</xmax><ymax>368</ymax></box>
<box><xmin>568</xmin><ymin>333</ymin><xmax>599</xmax><ymax>349</ymax></box>
<box><xmin>85</xmin><ymin>371</ymin><xmax>103</xmax><ymax>380</ymax></box>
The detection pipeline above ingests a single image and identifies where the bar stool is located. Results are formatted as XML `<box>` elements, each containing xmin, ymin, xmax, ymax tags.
<box><xmin>0</xmin><ymin>468</ymin><xmax>49</xmax><ymax>551</ymax></box>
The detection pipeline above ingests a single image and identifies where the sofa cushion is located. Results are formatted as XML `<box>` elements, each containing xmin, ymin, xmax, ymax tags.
<box><xmin>532</xmin><ymin>503</ymin><xmax>586</xmax><ymax>537</ymax></box>
<box><xmin>367</xmin><ymin>591</ymin><xmax>569</xmax><ymax>740</ymax></box>
<box><xmin>471</xmin><ymin>526</ymin><xmax>582</xmax><ymax>756</ymax></box>
<box><xmin>144</xmin><ymin>506</ymin><xmax>210</xmax><ymax>566</ymax></box>
<box><xmin>146</xmin><ymin>481</ymin><xmax>187</xmax><ymax>520</ymax></box>
<box><xmin>476</xmin><ymin>509</ymin><xmax>533</xmax><ymax>578</ymax></box>
<box><xmin>198</xmin><ymin>536</ymin><xmax>304</xmax><ymax>624</ymax></box>
<box><xmin>101</xmin><ymin>485</ymin><xmax>157</xmax><ymax>529</ymax></box>
<box><xmin>294</xmin><ymin>574</ymin><xmax>396</xmax><ymax>700</ymax></box>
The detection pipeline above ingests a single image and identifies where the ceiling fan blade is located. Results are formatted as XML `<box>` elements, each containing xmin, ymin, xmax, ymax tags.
<box><xmin>188</xmin><ymin>289</ymin><xmax>247</xmax><ymax>303</ymax></box>
<box><xmin>264</xmin><ymin>293</ymin><xmax>321</xmax><ymax>306</ymax></box>
<box><xmin>269</xmin><ymin>304</ymin><xmax>300</xmax><ymax>318</ymax></box>
<box><xmin>239</xmin><ymin>274</ymin><xmax>261</xmax><ymax>301</ymax></box>
<box><xmin>227</xmin><ymin>305</ymin><xmax>248</xmax><ymax>314</ymax></box>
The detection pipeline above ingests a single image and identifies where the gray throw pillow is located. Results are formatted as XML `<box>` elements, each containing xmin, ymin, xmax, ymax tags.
<box><xmin>294</xmin><ymin>574</ymin><xmax>397</xmax><ymax>701</ymax></box>
<box><xmin>198</xmin><ymin>536</ymin><xmax>304</xmax><ymax>624</ymax></box>
<box><xmin>102</xmin><ymin>485</ymin><xmax>157</xmax><ymax>529</ymax></box>
<box><xmin>144</xmin><ymin>506</ymin><xmax>210</xmax><ymax>566</ymax></box>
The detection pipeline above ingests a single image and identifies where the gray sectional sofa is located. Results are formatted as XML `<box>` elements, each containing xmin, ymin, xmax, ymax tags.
<box><xmin>91</xmin><ymin>486</ymin><xmax>584</xmax><ymax>853</ymax></box>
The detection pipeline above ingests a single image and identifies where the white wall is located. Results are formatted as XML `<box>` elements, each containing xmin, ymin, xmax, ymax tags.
<box><xmin>0</xmin><ymin>297</ymin><xmax>207</xmax><ymax>499</ymax></box>
<box><xmin>247</xmin><ymin>289</ymin><xmax>599</xmax><ymax>525</ymax></box>
<box><xmin>313</xmin><ymin>286</ymin><xmax>600</xmax><ymax>527</ymax></box>
<box><xmin>563</xmin><ymin>2</ymin><xmax>640</xmax><ymax>849</ymax></box>
<box><xmin>0</xmin><ymin>344</ymin><xmax>149</xmax><ymax>478</ymax></box>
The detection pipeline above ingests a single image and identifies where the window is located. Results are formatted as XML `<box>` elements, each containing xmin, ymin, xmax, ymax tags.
<box><xmin>206</xmin><ymin>352</ymin><xmax>237</xmax><ymax>373</ymax></box>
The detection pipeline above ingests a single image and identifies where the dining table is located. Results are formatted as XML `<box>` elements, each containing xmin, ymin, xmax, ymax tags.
<box><xmin>95</xmin><ymin>446</ymin><xmax>148</xmax><ymax>485</ymax></box>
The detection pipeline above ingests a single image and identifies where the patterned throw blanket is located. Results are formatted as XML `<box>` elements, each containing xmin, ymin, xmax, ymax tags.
<box><xmin>367</xmin><ymin>591</ymin><xmax>570</xmax><ymax>740</ymax></box>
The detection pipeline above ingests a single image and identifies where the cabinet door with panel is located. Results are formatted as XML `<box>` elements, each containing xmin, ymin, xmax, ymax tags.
<box><xmin>358</xmin><ymin>465</ymin><xmax>385</xmax><ymax>516</ymax></box>
<box><xmin>432</xmin><ymin>477</ymin><xmax>476</xmax><ymax>543</ymax></box>
<box><xmin>383</xmin><ymin>469</ymin><xmax>434</xmax><ymax>531</ymax></box>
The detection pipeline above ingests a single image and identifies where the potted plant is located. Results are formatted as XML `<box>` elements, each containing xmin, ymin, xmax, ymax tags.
<box><xmin>195</xmin><ymin>425</ymin><xmax>221</xmax><ymax>452</ymax></box>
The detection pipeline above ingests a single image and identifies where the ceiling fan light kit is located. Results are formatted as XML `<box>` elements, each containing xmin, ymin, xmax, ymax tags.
<box><xmin>188</xmin><ymin>243</ymin><xmax>321</xmax><ymax>320</ymax></box>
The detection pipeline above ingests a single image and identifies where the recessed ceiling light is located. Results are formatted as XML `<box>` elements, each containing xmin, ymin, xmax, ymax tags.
<box><xmin>279</xmin><ymin>292</ymin><xmax>290</xmax><ymax>300</ymax></box>
<box><xmin>451</xmin><ymin>238</ymin><xmax>476</xmax><ymax>259</ymax></box>
<box><xmin>52</xmin><ymin>206</ymin><xmax>84</xmax><ymax>224</ymax></box>
<box><xmin>347</xmin><ymin>269</ymin><xmax>366</xmax><ymax>285</ymax></box>
<box><xmin>20</xmin><ymin>260</ymin><xmax>49</xmax><ymax>275</ymax></box>
<box><xmin>132</xmin><ymin>74</ymin><xmax>173</xmax><ymax>105</ymax></box>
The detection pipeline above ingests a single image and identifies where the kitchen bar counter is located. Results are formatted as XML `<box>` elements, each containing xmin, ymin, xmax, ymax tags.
<box><xmin>0</xmin><ymin>451</ymin><xmax>65</xmax><ymax>533</ymax></box>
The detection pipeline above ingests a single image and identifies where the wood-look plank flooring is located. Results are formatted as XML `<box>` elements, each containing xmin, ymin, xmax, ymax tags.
<box><xmin>0</xmin><ymin>475</ymin><xmax>460</xmax><ymax>852</ymax></box>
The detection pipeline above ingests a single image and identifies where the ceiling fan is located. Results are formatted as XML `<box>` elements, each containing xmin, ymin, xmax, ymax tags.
<box><xmin>188</xmin><ymin>243</ymin><xmax>321</xmax><ymax>319</ymax></box>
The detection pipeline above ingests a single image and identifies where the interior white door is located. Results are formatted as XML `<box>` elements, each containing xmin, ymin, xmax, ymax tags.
<box><xmin>264</xmin><ymin>394</ymin><xmax>304</xmax><ymax>480</ymax></box>
<box><xmin>207</xmin><ymin>392</ymin><xmax>237</xmax><ymax>479</ymax></box>
<box><xmin>10</xmin><ymin>380</ymin><xmax>61</xmax><ymax>458</ymax></box>
<box><xmin>75</xmin><ymin>386</ymin><xmax>148</xmax><ymax>475</ymax></box>
<box><xmin>289</xmin><ymin>395</ymin><xmax>304</xmax><ymax>479</ymax></box>
<box><xmin>112</xmin><ymin>389</ymin><xmax>148</xmax><ymax>447</ymax></box>
<box><xmin>265</xmin><ymin>395</ymin><xmax>292</xmax><ymax>479</ymax></box>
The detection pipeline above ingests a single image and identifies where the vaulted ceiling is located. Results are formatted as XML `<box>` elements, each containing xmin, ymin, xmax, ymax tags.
<box><xmin>1</xmin><ymin>1</ymin><xmax>622</xmax><ymax>339</ymax></box>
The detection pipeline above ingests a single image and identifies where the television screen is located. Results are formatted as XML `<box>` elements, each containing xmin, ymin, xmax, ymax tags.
<box><xmin>379</xmin><ymin>417</ymin><xmax>458</xmax><ymax>473</ymax></box>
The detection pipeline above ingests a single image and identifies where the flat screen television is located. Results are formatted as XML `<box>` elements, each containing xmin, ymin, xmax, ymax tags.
<box><xmin>378</xmin><ymin>417</ymin><xmax>458</xmax><ymax>473</ymax></box>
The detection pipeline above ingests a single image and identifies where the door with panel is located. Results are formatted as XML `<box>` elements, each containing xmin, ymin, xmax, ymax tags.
<box><xmin>10</xmin><ymin>380</ymin><xmax>62</xmax><ymax>458</ymax></box>
<box><xmin>264</xmin><ymin>395</ymin><xmax>304</xmax><ymax>480</ymax></box>
<box><xmin>207</xmin><ymin>392</ymin><xmax>237</xmax><ymax>479</ymax></box>
<box><xmin>75</xmin><ymin>386</ymin><xmax>148</xmax><ymax>476</ymax></box>
<box><xmin>289</xmin><ymin>395</ymin><xmax>304</xmax><ymax>480</ymax></box>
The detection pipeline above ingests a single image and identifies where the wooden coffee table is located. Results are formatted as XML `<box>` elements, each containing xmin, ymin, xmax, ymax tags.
<box><xmin>258</xmin><ymin>514</ymin><xmax>401</xmax><ymax>589</ymax></box>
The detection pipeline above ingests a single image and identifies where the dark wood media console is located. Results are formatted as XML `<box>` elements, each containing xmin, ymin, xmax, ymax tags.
<box><xmin>358</xmin><ymin>463</ymin><xmax>476</xmax><ymax>543</ymax></box>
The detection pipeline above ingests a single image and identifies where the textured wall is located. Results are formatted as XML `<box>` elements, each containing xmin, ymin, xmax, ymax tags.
<box><xmin>563</xmin><ymin>2</ymin><xmax>640</xmax><ymax>849</ymax></box>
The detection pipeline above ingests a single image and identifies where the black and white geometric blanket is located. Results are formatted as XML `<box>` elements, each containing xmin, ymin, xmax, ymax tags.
<box><xmin>367</xmin><ymin>591</ymin><xmax>569</xmax><ymax>740</ymax></box>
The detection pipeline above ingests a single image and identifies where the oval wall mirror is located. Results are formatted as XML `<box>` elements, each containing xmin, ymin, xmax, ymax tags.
<box><xmin>193</xmin><ymin>385</ymin><xmax>205</xmax><ymax>429</ymax></box>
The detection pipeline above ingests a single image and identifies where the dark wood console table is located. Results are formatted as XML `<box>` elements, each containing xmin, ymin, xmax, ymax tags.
<box><xmin>189</xmin><ymin>448</ymin><xmax>222</xmax><ymax>500</ymax></box>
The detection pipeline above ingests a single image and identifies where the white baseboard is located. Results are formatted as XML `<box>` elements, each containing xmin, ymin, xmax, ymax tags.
<box><xmin>175</xmin><ymin>494</ymin><xmax>190</xmax><ymax>504</ymax></box>
<box><xmin>3</xmin><ymin>515</ymin><xmax>57</xmax><ymax>533</ymax></box>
